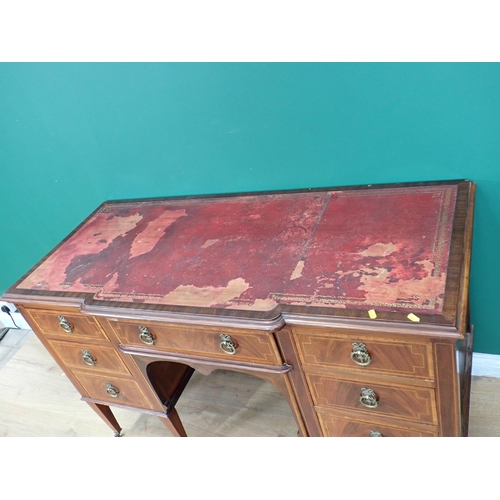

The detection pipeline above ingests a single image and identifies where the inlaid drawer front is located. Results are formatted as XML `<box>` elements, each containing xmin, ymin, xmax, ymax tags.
<box><xmin>318</xmin><ymin>413</ymin><xmax>438</xmax><ymax>437</ymax></box>
<box><xmin>24</xmin><ymin>308</ymin><xmax>110</xmax><ymax>342</ymax></box>
<box><xmin>49</xmin><ymin>340</ymin><xmax>130</xmax><ymax>375</ymax></box>
<box><xmin>104</xmin><ymin>319</ymin><xmax>283</xmax><ymax>365</ymax></box>
<box><xmin>294</xmin><ymin>332</ymin><xmax>432</xmax><ymax>379</ymax></box>
<box><xmin>307</xmin><ymin>374</ymin><xmax>437</xmax><ymax>425</ymax></box>
<box><xmin>72</xmin><ymin>370</ymin><xmax>153</xmax><ymax>409</ymax></box>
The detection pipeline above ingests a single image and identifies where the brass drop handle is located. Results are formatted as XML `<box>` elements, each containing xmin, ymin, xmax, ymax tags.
<box><xmin>139</xmin><ymin>326</ymin><xmax>155</xmax><ymax>345</ymax></box>
<box><xmin>220</xmin><ymin>334</ymin><xmax>237</xmax><ymax>355</ymax></box>
<box><xmin>360</xmin><ymin>388</ymin><xmax>379</xmax><ymax>408</ymax></box>
<box><xmin>351</xmin><ymin>342</ymin><xmax>371</xmax><ymax>366</ymax></box>
<box><xmin>82</xmin><ymin>350</ymin><xmax>96</xmax><ymax>366</ymax></box>
<box><xmin>57</xmin><ymin>315</ymin><xmax>73</xmax><ymax>334</ymax></box>
<box><xmin>106</xmin><ymin>383</ymin><xmax>119</xmax><ymax>398</ymax></box>
<box><xmin>370</xmin><ymin>430</ymin><xmax>383</xmax><ymax>437</ymax></box>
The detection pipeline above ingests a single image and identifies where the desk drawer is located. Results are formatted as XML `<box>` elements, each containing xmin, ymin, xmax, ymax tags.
<box><xmin>294</xmin><ymin>331</ymin><xmax>432</xmax><ymax>379</ymax></box>
<box><xmin>23</xmin><ymin>307</ymin><xmax>110</xmax><ymax>343</ymax></box>
<box><xmin>72</xmin><ymin>370</ymin><xmax>154</xmax><ymax>409</ymax></box>
<box><xmin>49</xmin><ymin>339</ymin><xmax>130</xmax><ymax>375</ymax></box>
<box><xmin>317</xmin><ymin>412</ymin><xmax>438</xmax><ymax>437</ymax></box>
<box><xmin>103</xmin><ymin>319</ymin><xmax>283</xmax><ymax>365</ymax></box>
<box><xmin>307</xmin><ymin>373</ymin><xmax>437</xmax><ymax>425</ymax></box>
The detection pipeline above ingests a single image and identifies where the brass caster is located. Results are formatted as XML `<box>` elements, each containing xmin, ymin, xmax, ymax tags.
<box><xmin>114</xmin><ymin>430</ymin><xmax>122</xmax><ymax>437</ymax></box>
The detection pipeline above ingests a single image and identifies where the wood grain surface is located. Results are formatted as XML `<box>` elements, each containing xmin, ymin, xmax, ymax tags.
<box><xmin>1</xmin><ymin>333</ymin><xmax>497</xmax><ymax>437</ymax></box>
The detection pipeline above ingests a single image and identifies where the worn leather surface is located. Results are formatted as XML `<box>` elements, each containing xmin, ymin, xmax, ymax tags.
<box><xmin>19</xmin><ymin>184</ymin><xmax>457</xmax><ymax>314</ymax></box>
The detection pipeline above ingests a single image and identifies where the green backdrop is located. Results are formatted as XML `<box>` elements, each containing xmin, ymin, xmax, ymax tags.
<box><xmin>1</xmin><ymin>63</ymin><xmax>498</xmax><ymax>354</ymax></box>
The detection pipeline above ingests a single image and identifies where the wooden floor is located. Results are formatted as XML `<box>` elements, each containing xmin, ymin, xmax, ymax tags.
<box><xmin>0</xmin><ymin>333</ymin><xmax>499</xmax><ymax>437</ymax></box>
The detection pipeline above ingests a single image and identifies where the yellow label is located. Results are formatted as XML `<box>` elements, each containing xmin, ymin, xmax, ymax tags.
<box><xmin>407</xmin><ymin>313</ymin><xmax>420</xmax><ymax>322</ymax></box>
<box><xmin>368</xmin><ymin>309</ymin><xmax>377</xmax><ymax>319</ymax></box>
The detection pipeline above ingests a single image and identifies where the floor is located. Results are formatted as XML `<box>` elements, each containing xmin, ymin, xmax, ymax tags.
<box><xmin>0</xmin><ymin>328</ymin><xmax>499</xmax><ymax>437</ymax></box>
<box><xmin>0</xmin><ymin>327</ymin><xmax>34</xmax><ymax>370</ymax></box>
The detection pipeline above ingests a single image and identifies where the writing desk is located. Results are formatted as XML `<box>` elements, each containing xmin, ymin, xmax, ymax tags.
<box><xmin>2</xmin><ymin>180</ymin><xmax>475</xmax><ymax>436</ymax></box>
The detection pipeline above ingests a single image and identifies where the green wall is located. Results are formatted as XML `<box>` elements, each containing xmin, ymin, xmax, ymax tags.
<box><xmin>1</xmin><ymin>63</ymin><xmax>498</xmax><ymax>353</ymax></box>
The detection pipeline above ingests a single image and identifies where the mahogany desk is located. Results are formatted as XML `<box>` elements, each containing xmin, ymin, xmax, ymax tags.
<box><xmin>2</xmin><ymin>180</ymin><xmax>475</xmax><ymax>437</ymax></box>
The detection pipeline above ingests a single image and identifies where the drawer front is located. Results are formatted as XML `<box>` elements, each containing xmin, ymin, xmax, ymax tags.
<box><xmin>72</xmin><ymin>370</ymin><xmax>154</xmax><ymax>409</ymax></box>
<box><xmin>307</xmin><ymin>373</ymin><xmax>437</xmax><ymax>425</ymax></box>
<box><xmin>318</xmin><ymin>412</ymin><xmax>438</xmax><ymax>437</ymax></box>
<box><xmin>49</xmin><ymin>340</ymin><xmax>130</xmax><ymax>375</ymax></box>
<box><xmin>24</xmin><ymin>308</ymin><xmax>109</xmax><ymax>343</ymax></box>
<box><xmin>104</xmin><ymin>319</ymin><xmax>283</xmax><ymax>365</ymax></box>
<box><xmin>294</xmin><ymin>332</ymin><xmax>432</xmax><ymax>379</ymax></box>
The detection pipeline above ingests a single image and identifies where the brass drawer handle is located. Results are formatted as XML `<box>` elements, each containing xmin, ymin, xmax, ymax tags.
<box><xmin>106</xmin><ymin>383</ymin><xmax>119</xmax><ymax>398</ymax></box>
<box><xmin>82</xmin><ymin>350</ymin><xmax>96</xmax><ymax>366</ymax></box>
<box><xmin>360</xmin><ymin>388</ymin><xmax>379</xmax><ymax>408</ymax></box>
<box><xmin>220</xmin><ymin>334</ymin><xmax>237</xmax><ymax>355</ymax></box>
<box><xmin>351</xmin><ymin>343</ymin><xmax>371</xmax><ymax>366</ymax></box>
<box><xmin>370</xmin><ymin>430</ymin><xmax>383</xmax><ymax>437</ymax></box>
<box><xmin>57</xmin><ymin>315</ymin><xmax>73</xmax><ymax>334</ymax></box>
<box><xmin>139</xmin><ymin>326</ymin><xmax>155</xmax><ymax>345</ymax></box>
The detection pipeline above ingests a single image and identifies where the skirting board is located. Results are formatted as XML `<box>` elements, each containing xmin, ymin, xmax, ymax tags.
<box><xmin>472</xmin><ymin>353</ymin><xmax>500</xmax><ymax>378</ymax></box>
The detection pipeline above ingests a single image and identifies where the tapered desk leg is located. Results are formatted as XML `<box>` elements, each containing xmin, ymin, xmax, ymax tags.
<box><xmin>159</xmin><ymin>408</ymin><xmax>187</xmax><ymax>437</ymax></box>
<box><xmin>87</xmin><ymin>402</ymin><xmax>122</xmax><ymax>436</ymax></box>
